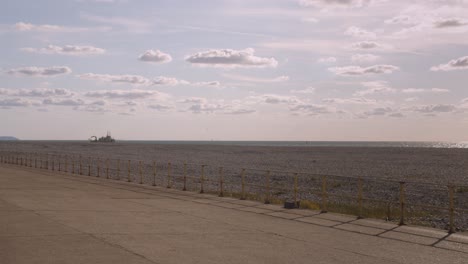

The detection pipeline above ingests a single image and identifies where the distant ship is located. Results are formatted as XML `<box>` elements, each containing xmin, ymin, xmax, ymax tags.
<box><xmin>89</xmin><ymin>132</ymin><xmax>115</xmax><ymax>143</ymax></box>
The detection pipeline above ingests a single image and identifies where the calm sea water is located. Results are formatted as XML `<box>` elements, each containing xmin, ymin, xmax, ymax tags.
<box><xmin>13</xmin><ymin>140</ymin><xmax>468</xmax><ymax>148</ymax></box>
<box><xmin>112</xmin><ymin>141</ymin><xmax>468</xmax><ymax>148</ymax></box>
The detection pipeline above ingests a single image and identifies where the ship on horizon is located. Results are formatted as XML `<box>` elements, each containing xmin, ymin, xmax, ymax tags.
<box><xmin>89</xmin><ymin>132</ymin><xmax>115</xmax><ymax>143</ymax></box>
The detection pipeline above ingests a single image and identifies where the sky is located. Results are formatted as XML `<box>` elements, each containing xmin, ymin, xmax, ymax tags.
<box><xmin>1</xmin><ymin>0</ymin><xmax>468</xmax><ymax>141</ymax></box>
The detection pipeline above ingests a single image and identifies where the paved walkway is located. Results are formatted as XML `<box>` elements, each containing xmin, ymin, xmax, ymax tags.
<box><xmin>1</xmin><ymin>165</ymin><xmax>467</xmax><ymax>264</ymax></box>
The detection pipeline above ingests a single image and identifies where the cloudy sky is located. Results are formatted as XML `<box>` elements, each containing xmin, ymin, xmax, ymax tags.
<box><xmin>1</xmin><ymin>0</ymin><xmax>468</xmax><ymax>141</ymax></box>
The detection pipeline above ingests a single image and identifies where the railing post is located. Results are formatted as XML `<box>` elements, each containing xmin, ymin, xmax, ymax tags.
<box><xmin>58</xmin><ymin>156</ymin><xmax>61</xmax><ymax>172</ymax></box>
<box><xmin>127</xmin><ymin>160</ymin><xmax>131</xmax><ymax>182</ymax></box>
<box><xmin>200</xmin><ymin>165</ymin><xmax>205</xmax><ymax>194</ymax></box>
<box><xmin>357</xmin><ymin>177</ymin><xmax>363</xmax><ymax>219</ymax></box>
<box><xmin>167</xmin><ymin>162</ymin><xmax>172</xmax><ymax>188</ymax></box>
<box><xmin>139</xmin><ymin>161</ymin><xmax>143</xmax><ymax>184</ymax></box>
<box><xmin>240</xmin><ymin>168</ymin><xmax>246</xmax><ymax>200</ymax></box>
<box><xmin>117</xmin><ymin>159</ymin><xmax>120</xmax><ymax>180</ymax></box>
<box><xmin>46</xmin><ymin>154</ymin><xmax>49</xmax><ymax>170</ymax></box>
<box><xmin>52</xmin><ymin>156</ymin><xmax>55</xmax><ymax>171</ymax></box>
<box><xmin>152</xmin><ymin>161</ymin><xmax>157</xmax><ymax>186</ymax></box>
<box><xmin>448</xmin><ymin>185</ymin><xmax>455</xmax><ymax>233</ymax></box>
<box><xmin>35</xmin><ymin>155</ymin><xmax>37</xmax><ymax>168</ymax></box>
<box><xmin>72</xmin><ymin>158</ymin><xmax>75</xmax><ymax>174</ymax></box>
<box><xmin>264</xmin><ymin>170</ymin><xmax>271</xmax><ymax>204</ymax></box>
<box><xmin>321</xmin><ymin>175</ymin><xmax>328</xmax><ymax>213</ymax></box>
<box><xmin>106</xmin><ymin>159</ymin><xmax>109</xmax><ymax>179</ymax></box>
<box><xmin>399</xmin><ymin>182</ymin><xmax>406</xmax><ymax>225</ymax></box>
<box><xmin>65</xmin><ymin>156</ymin><xmax>68</xmax><ymax>173</ymax></box>
<box><xmin>219</xmin><ymin>166</ymin><xmax>224</xmax><ymax>197</ymax></box>
<box><xmin>183</xmin><ymin>163</ymin><xmax>187</xmax><ymax>191</ymax></box>
<box><xmin>88</xmin><ymin>157</ymin><xmax>91</xmax><ymax>176</ymax></box>
<box><xmin>79</xmin><ymin>156</ymin><xmax>82</xmax><ymax>175</ymax></box>
<box><xmin>97</xmin><ymin>158</ymin><xmax>100</xmax><ymax>177</ymax></box>
<box><xmin>294</xmin><ymin>173</ymin><xmax>298</xmax><ymax>207</ymax></box>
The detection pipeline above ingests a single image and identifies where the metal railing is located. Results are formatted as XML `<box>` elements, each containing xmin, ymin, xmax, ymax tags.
<box><xmin>0</xmin><ymin>151</ymin><xmax>466</xmax><ymax>233</ymax></box>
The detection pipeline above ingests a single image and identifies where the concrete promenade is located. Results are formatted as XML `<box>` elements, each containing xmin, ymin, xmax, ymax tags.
<box><xmin>1</xmin><ymin>165</ymin><xmax>467</xmax><ymax>264</ymax></box>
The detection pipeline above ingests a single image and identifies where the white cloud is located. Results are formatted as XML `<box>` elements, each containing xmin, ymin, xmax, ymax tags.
<box><xmin>6</xmin><ymin>66</ymin><xmax>72</xmax><ymax>77</ymax></box>
<box><xmin>178</xmin><ymin>97</ymin><xmax>208</xmax><ymax>104</ymax></box>
<box><xmin>431</xmin><ymin>88</ymin><xmax>450</xmax><ymax>93</ymax></box>
<box><xmin>329</xmin><ymin>65</ymin><xmax>399</xmax><ymax>76</ymax></box>
<box><xmin>351</xmin><ymin>53</ymin><xmax>380</xmax><ymax>63</ymax></box>
<box><xmin>299</xmin><ymin>0</ymin><xmax>373</xmax><ymax>8</ymax></box>
<box><xmin>84</xmin><ymin>89</ymin><xmax>165</xmax><ymax>100</ymax></box>
<box><xmin>410</xmin><ymin>104</ymin><xmax>458</xmax><ymax>113</ymax></box>
<box><xmin>257</xmin><ymin>94</ymin><xmax>301</xmax><ymax>104</ymax></box>
<box><xmin>8</xmin><ymin>88</ymin><xmax>74</xmax><ymax>97</ymax></box>
<box><xmin>147</xmin><ymin>104</ymin><xmax>174</xmax><ymax>111</ymax></box>
<box><xmin>21</xmin><ymin>45</ymin><xmax>105</xmax><ymax>55</ymax></box>
<box><xmin>222</xmin><ymin>73</ymin><xmax>289</xmax><ymax>83</ymax></box>
<box><xmin>43</xmin><ymin>98</ymin><xmax>85</xmax><ymax>106</ymax></box>
<box><xmin>13</xmin><ymin>22</ymin><xmax>102</xmax><ymax>33</ymax></box>
<box><xmin>317</xmin><ymin>57</ymin><xmax>337</xmax><ymax>63</ymax></box>
<box><xmin>354</xmin><ymin>81</ymin><xmax>395</xmax><ymax>96</ymax></box>
<box><xmin>289</xmin><ymin>103</ymin><xmax>333</xmax><ymax>115</ymax></box>
<box><xmin>138</xmin><ymin>50</ymin><xmax>172</xmax><ymax>63</ymax></box>
<box><xmin>189</xmin><ymin>81</ymin><xmax>221</xmax><ymax>87</ymax></box>
<box><xmin>402</xmin><ymin>88</ymin><xmax>425</xmax><ymax>93</ymax></box>
<box><xmin>78</xmin><ymin>73</ymin><xmax>151</xmax><ymax>85</ymax></box>
<box><xmin>189</xmin><ymin>103</ymin><xmax>226</xmax><ymax>114</ymax></box>
<box><xmin>185</xmin><ymin>48</ymin><xmax>278</xmax><ymax>68</ymax></box>
<box><xmin>153</xmin><ymin>76</ymin><xmax>179</xmax><ymax>86</ymax></box>
<box><xmin>405</xmin><ymin>97</ymin><xmax>419</xmax><ymax>102</ymax></box>
<box><xmin>351</xmin><ymin>41</ymin><xmax>382</xmax><ymax>50</ymax></box>
<box><xmin>323</xmin><ymin>97</ymin><xmax>377</xmax><ymax>105</ymax></box>
<box><xmin>224</xmin><ymin>108</ymin><xmax>256</xmax><ymax>115</ymax></box>
<box><xmin>0</xmin><ymin>98</ymin><xmax>32</xmax><ymax>108</ymax></box>
<box><xmin>363</xmin><ymin>107</ymin><xmax>393</xmax><ymax>116</ymax></box>
<box><xmin>402</xmin><ymin>88</ymin><xmax>450</xmax><ymax>93</ymax></box>
<box><xmin>430</xmin><ymin>56</ymin><xmax>468</xmax><ymax>71</ymax></box>
<box><xmin>434</xmin><ymin>18</ymin><xmax>468</xmax><ymax>28</ymax></box>
<box><xmin>290</xmin><ymin>87</ymin><xmax>316</xmax><ymax>94</ymax></box>
<box><xmin>344</xmin><ymin>26</ymin><xmax>376</xmax><ymax>39</ymax></box>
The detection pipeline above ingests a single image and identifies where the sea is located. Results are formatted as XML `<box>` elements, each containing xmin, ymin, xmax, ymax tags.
<box><xmin>111</xmin><ymin>140</ymin><xmax>468</xmax><ymax>148</ymax></box>
<box><xmin>7</xmin><ymin>140</ymin><xmax>468</xmax><ymax>148</ymax></box>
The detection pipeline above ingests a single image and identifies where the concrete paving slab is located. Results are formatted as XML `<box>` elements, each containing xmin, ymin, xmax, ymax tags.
<box><xmin>191</xmin><ymin>198</ymin><xmax>222</xmax><ymax>204</ymax></box>
<box><xmin>265</xmin><ymin>211</ymin><xmax>300</xmax><ymax>219</ymax></box>
<box><xmin>229</xmin><ymin>199</ymin><xmax>265</xmax><ymax>206</ymax></box>
<box><xmin>0</xmin><ymin>211</ymin><xmax>80</xmax><ymax>237</ymax></box>
<box><xmin>352</xmin><ymin>218</ymin><xmax>398</xmax><ymax>230</ymax></box>
<box><xmin>284</xmin><ymin>208</ymin><xmax>321</xmax><ymax>216</ymax></box>
<box><xmin>254</xmin><ymin>204</ymin><xmax>285</xmax><ymax>211</ymax></box>
<box><xmin>0</xmin><ymin>234</ymin><xmax>154</xmax><ymax>264</ymax></box>
<box><xmin>295</xmin><ymin>216</ymin><xmax>341</xmax><ymax>227</ymax></box>
<box><xmin>435</xmin><ymin>240</ymin><xmax>468</xmax><ymax>253</ymax></box>
<box><xmin>315</xmin><ymin>212</ymin><xmax>358</xmax><ymax>223</ymax></box>
<box><xmin>0</xmin><ymin>199</ymin><xmax>24</xmax><ymax>211</ymax></box>
<box><xmin>98</xmin><ymin>232</ymin><xmax>397</xmax><ymax>264</ymax></box>
<box><xmin>212</xmin><ymin>202</ymin><xmax>246</xmax><ymax>209</ymax></box>
<box><xmin>394</xmin><ymin>225</ymin><xmax>448</xmax><ymax>239</ymax></box>
<box><xmin>447</xmin><ymin>233</ymin><xmax>468</xmax><ymax>244</ymax></box>
<box><xmin>379</xmin><ymin>231</ymin><xmax>439</xmax><ymax>245</ymax></box>
<box><xmin>237</xmin><ymin>206</ymin><xmax>275</xmax><ymax>214</ymax></box>
<box><xmin>335</xmin><ymin>223</ymin><xmax>385</xmax><ymax>235</ymax></box>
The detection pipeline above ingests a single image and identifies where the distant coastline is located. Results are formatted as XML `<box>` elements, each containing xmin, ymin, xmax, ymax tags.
<box><xmin>0</xmin><ymin>136</ymin><xmax>19</xmax><ymax>141</ymax></box>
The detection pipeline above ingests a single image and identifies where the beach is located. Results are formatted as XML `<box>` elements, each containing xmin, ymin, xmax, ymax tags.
<box><xmin>1</xmin><ymin>141</ymin><xmax>467</xmax><ymax>231</ymax></box>
<box><xmin>1</xmin><ymin>141</ymin><xmax>468</xmax><ymax>184</ymax></box>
